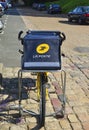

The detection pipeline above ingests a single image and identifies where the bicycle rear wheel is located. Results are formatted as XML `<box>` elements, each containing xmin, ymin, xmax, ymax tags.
<box><xmin>39</xmin><ymin>73</ymin><xmax>46</xmax><ymax>127</ymax></box>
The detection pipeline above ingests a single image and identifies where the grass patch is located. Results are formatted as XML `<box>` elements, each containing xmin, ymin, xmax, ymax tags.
<box><xmin>46</xmin><ymin>0</ymin><xmax>89</xmax><ymax>13</ymax></box>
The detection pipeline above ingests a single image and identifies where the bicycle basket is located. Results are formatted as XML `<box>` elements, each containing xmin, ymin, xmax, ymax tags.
<box><xmin>21</xmin><ymin>30</ymin><xmax>65</xmax><ymax>70</ymax></box>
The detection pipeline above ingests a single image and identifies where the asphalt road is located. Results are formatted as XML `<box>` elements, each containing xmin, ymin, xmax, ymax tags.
<box><xmin>0</xmin><ymin>8</ymin><xmax>26</xmax><ymax>67</ymax></box>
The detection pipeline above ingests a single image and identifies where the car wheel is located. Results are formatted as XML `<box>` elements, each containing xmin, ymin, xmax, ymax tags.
<box><xmin>48</xmin><ymin>10</ymin><xmax>50</xmax><ymax>14</ymax></box>
<box><xmin>47</xmin><ymin>10</ymin><xmax>49</xmax><ymax>14</ymax></box>
<box><xmin>78</xmin><ymin>18</ymin><xmax>83</xmax><ymax>24</ymax></box>
<box><xmin>68</xmin><ymin>17</ymin><xmax>72</xmax><ymax>22</ymax></box>
<box><xmin>49</xmin><ymin>10</ymin><xmax>52</xmax><ymax>14</ymax></box>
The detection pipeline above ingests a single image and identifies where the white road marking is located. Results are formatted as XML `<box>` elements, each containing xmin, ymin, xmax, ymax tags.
<box><xmin>0</xmin><ymin>30</ymin><xmax>4</xmax><ymax>34</ymax></box>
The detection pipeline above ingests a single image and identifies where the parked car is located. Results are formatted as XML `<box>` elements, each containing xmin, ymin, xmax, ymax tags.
<box><xmin>47</xmin><ymin>4</ymin><xmax>62</xmax><ymax>14</ymax></box>
<box><xmin>32</xmin><ymin>3</ymin><xmax>39</xmax><ymax>9</ymax></box>
<box><xmin>0</xmin><ymin>3</ymin><xmax>4</xmax><ymax>17</ymax></box>
<box><xmin>68</xmin><ymin>6</ymin><xmax>89</xmax><ymax>24</ymax></box>
<box><xmin>37</xmin><ymin>3</ymin><xmax>46</xmax><ymax>11</ymax></box>
<box><xmin>7</xmin><ymin>3</ymin><xmax>12</xmax><ymax>8</ymax></box>
<box><xmin>0</xmin><ymin>2</ymin><xmax>8</xmax><ymax>10</ymax></box>
<box><xmin>0</xmin><ymin>20</ymin><xmax>3</xmax><ymax>33</ymax></box>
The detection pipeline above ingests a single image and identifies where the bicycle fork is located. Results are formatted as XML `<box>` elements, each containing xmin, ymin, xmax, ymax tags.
<box><xmin>36</xmin><ymin>72</ymin><xmax>49</xmax><ymax>100</ymax></box>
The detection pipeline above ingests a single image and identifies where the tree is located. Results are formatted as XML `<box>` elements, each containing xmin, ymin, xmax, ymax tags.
<box><xmin>22</xmin><ymin>0</ymin><xmax>56</xmax><ymax>6</ymax></box>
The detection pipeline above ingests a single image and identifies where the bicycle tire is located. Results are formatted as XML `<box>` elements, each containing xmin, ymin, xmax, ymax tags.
<box><xmin>39</xmin><ymin>73</ymin><xmax>46</xmax><ymax>127</ymax></box>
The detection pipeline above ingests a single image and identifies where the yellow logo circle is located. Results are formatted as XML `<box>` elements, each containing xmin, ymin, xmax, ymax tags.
<box><xmin>36</xmin><ymin>43</ymin><xmax>50</xmax><ymax>54</ymax></box>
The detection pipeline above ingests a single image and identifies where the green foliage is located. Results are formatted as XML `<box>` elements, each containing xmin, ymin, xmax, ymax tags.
<box><xmin>22</xmin><ymin>0</ymin><xmax>34</xmax><ymax>6</ymax></box>
<box><xmin>46</xmin><ymin>0</ymin><xmax>89</xmax><ymax>13</ymax></box>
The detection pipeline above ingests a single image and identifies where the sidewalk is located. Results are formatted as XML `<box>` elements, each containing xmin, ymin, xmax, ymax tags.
<box><xmin>0</xmin><ymin>7</ymin><xmax>89</xmax><ymax>130</ymax></box>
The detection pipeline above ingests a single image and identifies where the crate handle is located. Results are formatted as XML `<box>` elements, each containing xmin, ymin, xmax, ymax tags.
<box><xmin>60</xmin><ymin>32</ymin><xmax>66</xmax><ymax>44</ymax></box>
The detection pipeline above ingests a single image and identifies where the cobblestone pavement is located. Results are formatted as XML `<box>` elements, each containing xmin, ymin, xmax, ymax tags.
<box><xmin>0</xmin><ymin>7</ymin><xmax>89</xmax><ymax>130</ymax></box>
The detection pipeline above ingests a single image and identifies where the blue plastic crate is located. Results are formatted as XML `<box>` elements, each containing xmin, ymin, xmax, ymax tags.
<box><xmin>21</xmin><ymin>31</ymin><xmax>62</xmax><ymax>70</ymax></box>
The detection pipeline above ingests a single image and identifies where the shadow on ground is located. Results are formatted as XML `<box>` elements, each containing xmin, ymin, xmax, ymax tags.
<box><xmin>0</xmin><ymin>76</ymin><xmax>41</xmax><ymax>129</ymax></box>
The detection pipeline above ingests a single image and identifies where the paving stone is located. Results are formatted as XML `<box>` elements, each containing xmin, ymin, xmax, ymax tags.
<box><xmin>27</xmin><ymin>122</ymin><xmax>39</xmax><ymax>130</ymax></box>
<box><xmin>73</xmin><ymin>106</ymin><xmax>88</xmax><ymax>114</ymax></box>
<box><xmin>59</xmin><ymin>119</ymin><xmax>71</xmax><ymax>129</ymax></box>
<box><xmin>49</xmin><ymin>93</ymin><xmax>58</xmax><ymax>99</ymax></box>
<box><xmin>46</xmin><ymin>106</ymin><xmax>54</xmax><ymax>115</ymax></box>
<box><xmin>67</xmin><ymin>114</ymin><xmax>79</xmax><ymax>123</ymax></box>
<box><xmin>26</xmin><ymin>117</ymin><xmax>37</xmax><ymax>123</ymax></box>
<box><xmin>71</xmin><ymin>122</ymin><xmax>83</xmax><ymax>130</ymax></box>
<box><xmin>21</xmin><ymin>99</ymin><xmax>27</xmax><ymax>106</ymax></box>
<box><xmin>65</xmin><ymin>106</ymin><xmax>74</xmax><ymax>114</ymax></box>
<box><xmin>3</xmin><ymin>68</ymin><xmax>14</xmax><ymax>77</ymax></box>
<box><xmin>61</xmin><ymin>129</ymin><xmax>72</xmax><ymax>130</ymax></box>
<box><xmin>67</xmin><ymin>94</ymin><xmax>78</xmax><ymax>101</ymax></box>
<box><xmin>51</xmin><ymin>98</ymin><xmax>61</xmax><ymax>109</ymax></box>
<box><xmin>66</xmin><ymin>89</ymin><xmax>75</xmax><ymax>95</ymax></box>
<box><xmin>82</xmin><ymin>88</ymin><xmax>89</xmax><ymax>97</ymax></box>
<box><xmin>27</xmin><ymin>98</ymin><xmax>38</xmax><ymax>104</ymax></box>
<box><xmin>50</xmin><ymin>98</ymin><xmax>62</xmax><ymax>118</ymax></box>
<box><xmin>82</xmin><ymin>69</ymin><xmax>89</xmax><ymax>78</ymax></box>
<box><xmin>77</xmin><ymin>113</ymin><xmax>89</xmax><ymax>122</ymax></box>
<box><xmin>53</xmin><ymin>71</ymin><xmax>61</xmax><ymax>84</ymax></box>
<box><xmin>78</xmin><ymin>97</ymin><xmax>89</xmax><ymax>105</ymax></box>
<box><xmin>13</xmin><ymin>67</ymin><xmax>20</xmax><ymax>77</ymax></box>
<box><xmin>72</xmin><ymin>87</ymin><xmax>85</xmax><ymax>95</ymax></box>
<box><xmin>45</xmin><ymin>121</ymin><xmax>62</xmax><ymax>130</ymax></box>
<box><xmin>39</xmin><ymin>127</ymin><xmax>45</xmax><ymax>130</ymax></box>
<box><xmin>52</xmin><ymin>81</ymin><xmax>60</xmax><ymax>88</ymax></box>
<box><xmin>2</xmin><ymin>94</ymin><xmax>9</xmax><ymax>100</ymax></box>
<box><xmin>68</xmin><ymin>101</ymin><xmax>79</xmax><ymax>107</ymax></box>
<box><xmin>54</xmin><ymin>86</ymin><xmax>63</xmax><ymax>96</ymax></box>
<box><xmin>10</xmin><ymin>125</ymin><xmax>27</xmax><ymax>130</ymax></box>
<box><xmin>0</xmin><ymin>124</ymin><xmax>10</xmax><ymax>130</ymax></box>
<box><xmin>48</xmin><ymin>73</ymin><xmax>56</xmax><ymax>82</ymax></box>
<box><xmin>82</xmin><ymin>122</ymin><xmax>89</xmax><ymax>130</ymax></box>
<box><xmin>45</xmin><ymin>117</ymin><xmax>57</xmax><ymax>122</ymax></box>
<box><xmin>24</xmin><ymin>103</ymin><xmax>39</xmax><ymax>115</ymax></box>
<box><xmin>66</xmin><ymin>80</ymin><xmax>77</xmax><ymax>90</ymax></box>
<box><xmin>48</xmin><ymin>84</ymin><xmax>55</xmax><ymax>93</ymax></box>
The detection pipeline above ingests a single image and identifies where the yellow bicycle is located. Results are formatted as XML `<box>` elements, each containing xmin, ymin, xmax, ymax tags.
<box><xmin>37</xmin><ymin>72</ymin><xmax>48</xmax><ymax>126</ymax></box>
<box><xmin>18</xmin><ymin>30</ymin><xmax>66</xmax><ymax>127</ymax></box>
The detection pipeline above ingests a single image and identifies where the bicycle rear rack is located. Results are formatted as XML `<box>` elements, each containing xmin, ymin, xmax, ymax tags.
<box><xmin>17</xmin><ymin>69</ymin><xmax>66</xmax><ymax>118</ymax></box>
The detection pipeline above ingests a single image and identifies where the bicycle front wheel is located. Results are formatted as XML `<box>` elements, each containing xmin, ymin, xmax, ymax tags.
<box><xmin>39</xmin><ymin>73</ymin><xmax>46</xmax><ymax>127</ymax></box>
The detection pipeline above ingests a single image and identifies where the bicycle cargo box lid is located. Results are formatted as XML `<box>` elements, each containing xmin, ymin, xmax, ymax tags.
<box><xmin>22</xmin><ymin>30</ymin><xmax>62</xmax><ymax>71</ymax></box>
<box><xmin>23</xmin><ymin>31</ymin><xmax>62</xmax><ymax>42</ymax></box>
